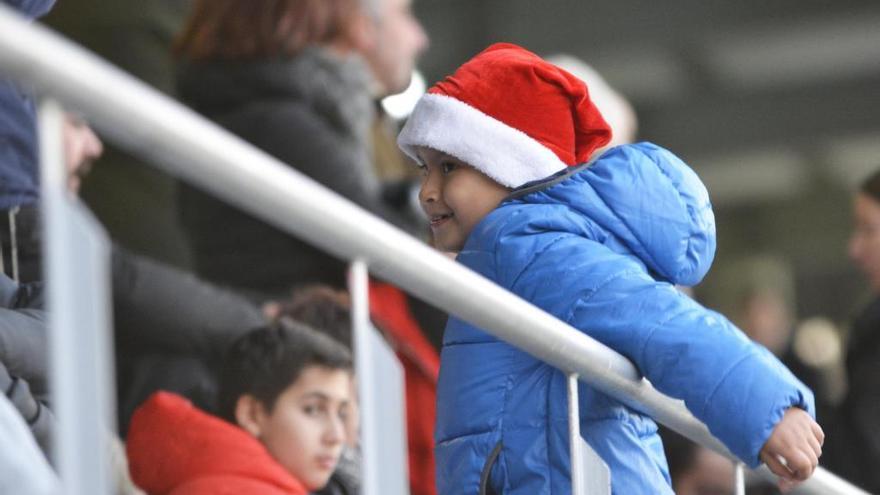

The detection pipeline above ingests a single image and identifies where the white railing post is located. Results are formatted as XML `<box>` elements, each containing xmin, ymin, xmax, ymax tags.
<box><xmin>735</xmin><ymin>462</ymin><xmax>745</xmax><ymax>495</ymax></box>
<box><xmin>349</xmin><ymin>261</ymin><xmax>410</xmax><ymax>495</ymax></box>
<box><xmin>568</xmin><ymin>373</ymin><xmax>610</xmax><ymax>495</ymax></box>
<box><xmin>39</xmin><ymin>99</ymin><xmax>115</xmax><ymax>495</ymax></box>
<box><xmin>568</xmin><ymin>373</ymin><xmax>585</xmax><ymax>495</ymax></box>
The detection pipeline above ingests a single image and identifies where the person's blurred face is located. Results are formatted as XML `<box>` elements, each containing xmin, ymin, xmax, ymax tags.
<box><xmin>362</xmin><ymin>0</ymin><xmax>428</xmax><ymax>96</ymax></box>
<box><xmin>416</xmin><ymin>146</ymin><xmax>510</xmax><ymax>253</ymax></box>
<box><xmin>849</xmin><ymin>192</ymin><xmax>880</xmax><ymax>292</ymax></box>
<box><xmin>62</xmin><ymin>114</ymin><xmax>103</xmax><ymax>194</ymax></box>
<box><xmin>251</xmin><ymin>366</ymin><xmax>351</xmax><ymax>490</ymax></box>
<box><xmin>741</xmin><ymin>291</ymin><xmax>792</xmax><ymax>355</ymax></box>
<box><xmin>673</xmin><ymin>447</ymin><xmax>735</xmax><ymax>495</ymax></box>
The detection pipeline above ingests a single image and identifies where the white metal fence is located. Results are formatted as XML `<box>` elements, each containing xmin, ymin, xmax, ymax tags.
<box><xmin>0</xmin><ymin>5</ymin><xmax>868</xmax><ymax>494</ymax></box>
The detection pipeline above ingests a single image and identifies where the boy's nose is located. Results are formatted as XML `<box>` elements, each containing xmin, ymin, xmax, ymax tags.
<box><xmin>419</xmin><ymin>172</ymin><xmax>439</xmax><ymax>206</ymax></box>
<box><xmin>324</xmin><ymin>415</ymin><xmax>346</xmax><ymax>445</ymax></box>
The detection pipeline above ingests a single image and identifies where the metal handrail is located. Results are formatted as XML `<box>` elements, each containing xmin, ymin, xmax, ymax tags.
<box><xmin>0</xmin><ymin>5</ymin><xmax>865</xmax><ymax>494</ymax></box>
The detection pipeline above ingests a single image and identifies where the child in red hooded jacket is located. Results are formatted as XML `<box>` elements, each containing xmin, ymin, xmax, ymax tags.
<box><xmin>127</xmin><ymin>321</ymin><xmax>353</xmax><ymax>495</ymax></box>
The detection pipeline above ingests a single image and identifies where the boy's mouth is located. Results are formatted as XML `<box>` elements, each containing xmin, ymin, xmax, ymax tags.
<box><xmin>315</xmin><ymin>454</ymin><xmax>338</xmax><ymax>471</ymax></box>
<box><xmin>430</xmin><ymin>213</ymin><xmax>453</xmax><ymax>227</ymax></box>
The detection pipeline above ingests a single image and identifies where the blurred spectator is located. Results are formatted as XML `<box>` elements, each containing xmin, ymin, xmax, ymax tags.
<box><xmin>0</xmin><ymin>110</ymin><xmax>104</xmax><ymax>281</ymax></box>
<box><xmin>0</xmin><ymin>94</ymin><xmax>267</xmax><ymax>439</ymax></box>
<box><xmin>661</xmin><ymin>428</ymin><xmax>734</xmax><ymax>495</ymax></box>
<box><xmin>126</xmin><ymin>321</ymin><xmax>353</xmax><ymax>495</ymax></box>
<box><xmin>62</xmin><ymin>113</ymin><xmax>103</xmax><ymax>196</ymax></box>
<box><xmin>828</xmin><ymin>167</ymin><xmax>880</xmax><ymax>492</ymax></box>
<box><xmin>174</xmin><ymin>0</ymin><xmax>428</xmax><ymax>295</ymax></box>
<box><xmin>0</xmin><ymin>274</ymin><xmax>50</xmax><ymax>454</ymax></box>
<box><xmin>112</xmin><ymin>246</ymin><xmax>267</xmax><ymax>430</ymax></box>
<box><xmin>546</xmin><ymin>54</ymin><xmax>638</xmax><ymax>156</ymax></box>
<box><xmin>52</xmin><ymin>111</ymin><xmax>269</xmax><ymax>430</ymax></box>
<box><xmin>46</xmin><ymin>0</ymin><xmax>195</xmax><ymax>268</ymax></box>
<box><xmin>0</xmin><ymin>0</ymin><xmax>56</xmax><ymax>283</ymax></box>
<box><xmin>0</xmin><ymin>393</ymin><xmax>58</xmax><ymax>495</ymax></box>
<box><xmin>277</xmin><ymin>283</ymin><xmax>441</xmax><ymax>495</ymax></box>
<box><xmin>0</xmin><ymin>272</ymin><xmax>146</xmax><ymax>494</ymax></box>
<box><xmin>274</xmin><ymin>285</ymin><xmax>360</xmax><ymax>495</ymax></box>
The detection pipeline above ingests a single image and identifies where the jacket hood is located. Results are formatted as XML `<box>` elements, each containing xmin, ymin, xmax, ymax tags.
<box><xmin>126</xmin><ymin>392</ymin><xmax>306</xmax><ymax>495</ymax></box>
<box><xmin>176</xmin><ymin>47</ymin><xmax>374</xmax><ymax>137</ymax></box>
<box><xmin>510</xmin><ymin>142</ymin><xmax>715</xmax><ymax>286</ymax></box>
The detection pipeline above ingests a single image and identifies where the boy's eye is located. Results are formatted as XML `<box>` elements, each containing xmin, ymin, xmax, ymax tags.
<box><xmin>337</xmin><ymin>404</ymin><xmax>351</xmax><ymax>423</ymax></box>
<box><xmin>441</xmin><ymin>161</ymin><xmax>457</xmax><ymax>174</ymax></box>
<box><xmin>303</xmin><ymin>403</ymin><xmax>326</xmax><ymax>417</ymax></box>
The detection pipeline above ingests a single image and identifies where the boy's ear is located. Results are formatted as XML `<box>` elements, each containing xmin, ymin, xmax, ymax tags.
<box><xmin>234</xmin><ymin>394</ymin><xmax>265</xmax><ymax>438</ymax></box>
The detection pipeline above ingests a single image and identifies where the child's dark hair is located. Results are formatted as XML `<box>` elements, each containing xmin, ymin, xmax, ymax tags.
<box><xmin>278</xmin><ymin>284</ymin><xmax>353</xmax><ymax>350</ymax></box>
<box><xmin>218</xmin><ymin>319</ymin><xmax>353</xmax><ymax>423</ymax></box>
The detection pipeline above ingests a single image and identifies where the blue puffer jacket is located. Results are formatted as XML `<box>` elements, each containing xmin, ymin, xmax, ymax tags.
<box><xmin>435</xmin><ymin>143</ymin><xmax>814</xmax><ymax>494</ymax></box>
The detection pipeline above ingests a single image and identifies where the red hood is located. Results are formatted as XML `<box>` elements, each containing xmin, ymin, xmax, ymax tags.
<box><xmin>126</xmin><ymin>392</ymin><xmax>307</xmax><ymax>495</ymax></box>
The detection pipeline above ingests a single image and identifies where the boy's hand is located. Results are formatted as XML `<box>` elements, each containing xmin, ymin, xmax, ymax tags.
<box><xmin>759</xmin><ymin>407</ymin><xmax>824</xmax><ymax>492</ymax></box>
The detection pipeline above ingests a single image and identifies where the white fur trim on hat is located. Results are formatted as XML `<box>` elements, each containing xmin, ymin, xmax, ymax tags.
<box><xmin>397</xmin><ymin>93</ymin><xmax>568</xmax><ymax>188</ymax></box>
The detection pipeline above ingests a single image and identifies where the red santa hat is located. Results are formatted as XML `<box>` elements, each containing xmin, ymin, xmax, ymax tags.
<box><xmin>398</xmin><ymin>43</ymin><xmax>612</xmax><ymax>188</ymax></box>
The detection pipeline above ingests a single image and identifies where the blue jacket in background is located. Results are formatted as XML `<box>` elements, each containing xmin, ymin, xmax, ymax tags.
<box><xmin>436</xmin><ymin>143</ymin><xmax>814</xmax><ymax>494</ymax></box>
<box><xmin>0</xmin><ymin>0</ymin><xmax>57</xmax><ymax>209</ymax></box>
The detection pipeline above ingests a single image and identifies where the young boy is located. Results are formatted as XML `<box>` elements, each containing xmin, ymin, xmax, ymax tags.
<box><xmin>397</xmin><ymin>43</ymin><xmax>823</xmax><ymax>494</ymax></box>
<box><xmin>126</xmin><ymin>321</ymin><xmax>353</xmax><ymax>495</ymax></box>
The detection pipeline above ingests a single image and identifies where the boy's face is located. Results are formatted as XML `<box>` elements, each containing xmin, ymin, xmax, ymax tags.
<box><xmin>416</xmin><ymin>146</ymin><xmax>511</xmax><ymax>252</ymax></box>
<box><xmin>252</xmin><ymin>366</ymin><xmax>352</xmax><ymax>490</ymax></box>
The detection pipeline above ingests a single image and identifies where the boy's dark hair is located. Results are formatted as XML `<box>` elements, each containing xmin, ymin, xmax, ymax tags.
<box><xmin>860</xmin><ymin>168</ymin><xmax>880</xmax><ymax>203</ymax></box>
<box><xmin>278</xmin><ymin>284</ymin><xmax>352</xmax><ymax>350</ymax></box>
<box><xmin>218</xmin><ymin>320</ymin><xmax>353</xmax><ymax>423</ymax></box>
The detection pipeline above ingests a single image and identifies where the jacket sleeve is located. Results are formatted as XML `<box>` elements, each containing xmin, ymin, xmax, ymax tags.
<box><xmin>845</xmin><ymin>347</ymin><xmax>880</xmax><ymax>475</ymax></box>
<box><xmin>0</xmin><ymin>359</ymin><xmax>53</xmax><ymax>456</ymax></box>
<box><xmin>0</xmin><ymin>393</ymin><xmax>59</xmax><ymax>493</ymax></box>
<box><xmin>0</xmin><ymin>307</ymin><xmax>47</xmax><ymax>393</ymax></box>
<box><xmin>112</xmin><ymin>246</ymin><xmax>266</xmax><ymax>358</ymax></box>
<box><xmin>496</xmin><ymin>231</ymin><xmax>814</xmax><ymax>467</ymax></box>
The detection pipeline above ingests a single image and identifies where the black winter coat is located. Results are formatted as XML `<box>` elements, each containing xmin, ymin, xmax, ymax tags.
<box><xmin>177</xmin><ymin>48</ymin><xmax>418</xmax><ymax>295</ymax></box>
<box><xmin>0</xmin><ymin>274</ymin><xmax>52</xmax><ymax>454</ymax></box>
<box><xmin>832</xmin><ymin>297</ymin><xmax>880</xmax><ymax>492</ymax></box>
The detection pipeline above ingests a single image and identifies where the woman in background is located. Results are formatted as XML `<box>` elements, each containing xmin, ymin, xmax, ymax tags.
<box><xmin>837</xmin><ymin>168</ymin><xmax>880</xmax><ymax>493</ymax></box>
<box><xmin>174</xmin><ymin>0</ymin><xmax>420</xmax><ymax>295</ymax></box>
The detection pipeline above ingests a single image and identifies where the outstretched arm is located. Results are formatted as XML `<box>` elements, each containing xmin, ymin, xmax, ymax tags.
<box><xmin>761</xmin><ymin>407</ymin><xmax>824</xmax><ymax>491</ymax></box>
<box><xmin>494</xmin><ymin>232</ymin><xmax>816</xmax><ymax>468</ymax></box>
<box><xmin>111</xmin><ymin>246</ymin><xmax>266</xmax><ymax>359</ymax></box>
